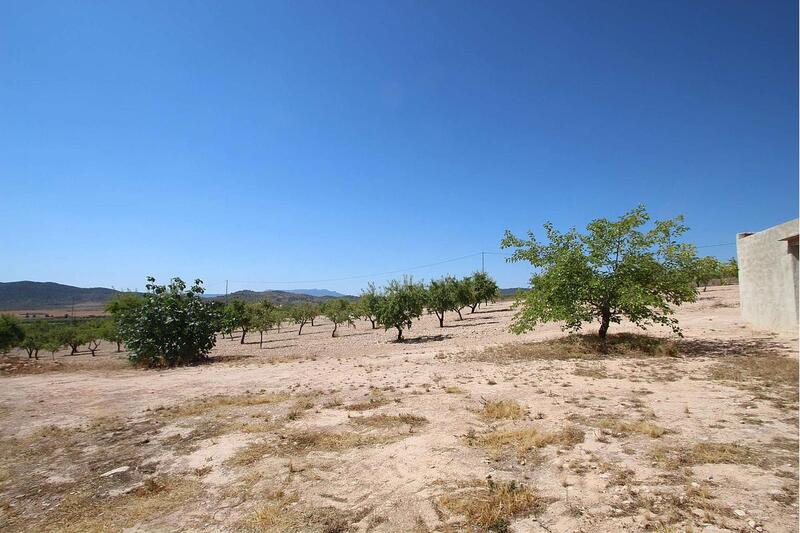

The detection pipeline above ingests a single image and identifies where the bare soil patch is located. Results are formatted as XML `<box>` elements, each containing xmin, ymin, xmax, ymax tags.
<box><xmin>0</xmin><ymin>286</ymin><xmax>797</xmax><ymax>532</ymax></box>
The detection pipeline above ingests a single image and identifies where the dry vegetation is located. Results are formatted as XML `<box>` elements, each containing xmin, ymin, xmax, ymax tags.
<box><xmin>0</xmin><ymin>287</ymin><xmax>797</xmax><ymax>532</ymax></box>
<box><xmin>437</xmin><ymin>479</ymin><xmax>547</xmax><ymax>531</ymax></box>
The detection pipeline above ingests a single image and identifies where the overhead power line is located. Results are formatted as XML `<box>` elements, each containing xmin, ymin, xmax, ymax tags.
<box><xmin>228</xmin><ymin>252</ymin><xmax>483</xmax><ymax>286</ymax></box>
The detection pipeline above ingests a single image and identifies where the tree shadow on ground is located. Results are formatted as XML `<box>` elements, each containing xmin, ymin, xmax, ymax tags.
<box><xmin>676</xmin><ymin>337</ymin><xmax>791</xmax><ymax>358</ymax></box>
<box><xmin>443</xmin><ymin>321</ymin><xmax>500</xmax><ymax>329</ymax></box>
<box><xmin>397</xmin><ymin>334</ymin><xmax>453</xmax><ymax>344</ymax></box>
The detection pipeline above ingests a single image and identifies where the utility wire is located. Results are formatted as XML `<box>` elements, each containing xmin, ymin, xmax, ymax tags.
<box><xmin>227</xmin><ymin>252</ymin><xmax>482</xmax><ymax>286</ymax></box>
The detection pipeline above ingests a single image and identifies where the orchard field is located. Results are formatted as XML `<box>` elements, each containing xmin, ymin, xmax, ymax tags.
<box><xmin>0</xmin><ymin>285</ymin><xmax>797</xmax><ymax>532</ymax></box>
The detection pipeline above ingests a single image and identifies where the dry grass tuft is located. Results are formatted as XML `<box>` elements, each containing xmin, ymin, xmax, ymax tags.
<box><xmin>239</xmin><ymin>489</ymin><xmax>364</xmax><ymax>533</ymax></box>
<box><xmin>709</xmin><ymin>354</ymin><xmax>799</xmax><ymax>410</ymax></box>
<box><xmin>470</xmin><ymin>425</ymin><xmax>585</xmax><ymax>460</ymax></box>
<box><xmin>350</xmin><ymin>413</ymin><xmax>428</xmax><ymax>428</ymax></box>
<box><xmin>480</xmin><ymin>399</ymin><xmax>527</xmax><ymax>420</ymax></box>
<box><xmin>438</xmin><ymin>479</ymin><xmax>547</xmax><ymax>531</ymax></box>
<box><xmin>44</xmin><ymin>476</ymin><xmax>201</xmax><ymax>532</ymax></box>
<box><xmin>342</xmin><ymin>398</ymin><xmax>391</xmax><ymax>411</ymax></box>
<box><xmin>572</xmin><ymin>414</ymin><xmax>668</xmax><ymax>438</ymax></box>
<box><xmin>228</xmin><ymin>430</ymin><xmax>387</xmax><ymax>466</ymax></box>
<box><xmin>156</xmin><ymin>391</ymin><xmax>292</xmax><ymax>418</ymax></box>
<box><xmin>651</xmin><ymin>442</ymin><xmax>761</xmax><ymax>469</ymax></box>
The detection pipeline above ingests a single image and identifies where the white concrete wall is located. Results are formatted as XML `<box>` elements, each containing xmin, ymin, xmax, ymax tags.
<box><xmin>736</xmin><ymin>219</ymin><xmax>799</xmax><ymax>332</ymax></box>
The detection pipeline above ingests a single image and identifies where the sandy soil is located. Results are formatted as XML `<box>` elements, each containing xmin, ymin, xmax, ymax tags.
<box><xmin>0</xmin><ymin>286</ymin><xmax>797</xmax><ymax>532</ymax></box>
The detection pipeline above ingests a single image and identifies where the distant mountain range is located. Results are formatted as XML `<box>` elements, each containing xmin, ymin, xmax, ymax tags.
<box><xmin>0</xmin><ymin>281</ymin><xmax>120</xmax><ymax>311</ymax></box>
<box><xmin>285</xmin><ymin>288</ymin><xmax>348</xmax><ymax>298</ymax></box>
<box><xmin>0</xmin><ymin>281</ymin><xmax>355</xmax><ymax>311</ymax></box>
<box><xmin>0</xmin><ymin>281</ymin><xmax>524</xmax><ymax>312</ymax></box>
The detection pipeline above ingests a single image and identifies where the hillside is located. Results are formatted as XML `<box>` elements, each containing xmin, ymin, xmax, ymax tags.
<box><xmin>210</xmin><ymin>290</ymin><xmax>354</xmax><ymax>305</ymax></box>
<box><xmin>0</xmin><ymin>281</ymin><xmax>120</xmax><ymax>311</ymax></box>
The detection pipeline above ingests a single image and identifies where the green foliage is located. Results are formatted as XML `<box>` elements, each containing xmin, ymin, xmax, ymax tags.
<box><xmin>692</xmin><ymin>256</ymin><xmax>722</xmax><ymax>291</ymax></box>
<box><xmin>106</xmin><ymin>292</ymin><xmax>143</xmax><ymax>352</ymax></box>
<box><xmin>375</xmin><ymin>277</ymin><xmax>426</xmax><ymax>341</ymax></box>
<box><xmin>57</xmin><ymin>322</ymin><xmax>91</xmax><ymax>355</ymax></box>
<box><xmin>0</xmin><ymin>314</ymin><xmax>25</xmax><ymax>353</ymax></box>
<box><xmin>224</xmin><ymin>299</ymin><xmax>253</xmax><ymax>344</ymax></box>
<box><xmin>252</xmin><ymin>301</ymin><xmax>280</xmax><ymax>347</ymax></box>
<box><xmin>20</xmin><ymin>321</ymin><xmax>49</xmax><ymax>359</ymax></box>
<box><xmin>450</xmin><ymin>277</ymin><xmax>473</xmax><ymax>320</ymax></box>
<box><xmin>118</xmin><ymin>277</ymin><xmax>220</xmax><ymax>368</ymax></box>
<box><xmin>106</xmin><ymin>292</ymin><xmax>143</xmax><ymax>318</ymax></box>
<box><xmin>501</xmin><ymin>205</ymin><xmax>697</xmax><ymax>339</ymax></box>
<box><xmin>719</xmin><ymin>258</ymin><xmax>738</xmax><ymax>284</ymax></box>
<box><xmin>357</xmin><ymin>282</ymin><xmax>383</xmax><ymax>329</ymax></box>
<box><xmin>288</xmin><ymin>302</ymin><xmax>316</xmax><ymax>335</ymax></box>
<box><xmin>466</xmin><ymin>271</ymin><xmax>500</xmax><ymax>313</ymax></box>
<box><xmin>322</xmin><ymin>298</ymin><xmax>356</xmax><ymax>337</ymax></box>
<box><xmin>426</xmin><ymin>276</ymin><xmax>459</xmax><ymax>327</ymax></box>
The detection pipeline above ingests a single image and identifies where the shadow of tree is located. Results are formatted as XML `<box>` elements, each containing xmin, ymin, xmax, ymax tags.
<box><xmin>676</xmin><ymin>337</ymin><xmax>791</xmax><ymax>358</ymax></box>
<box><xmin>397</xmin><ymin>334</ymin><xmax>453</xmax><ymax>344</ymax></box>
<box><xmin>443</xmin><ymin>321</ymin><xmax>500</xmax><ymax>329</ymax></box>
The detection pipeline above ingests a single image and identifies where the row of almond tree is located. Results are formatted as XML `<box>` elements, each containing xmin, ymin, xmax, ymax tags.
<box><xmin>0</xmin><ymin>272</ymin><xmax>500</xmax><ymax>366</ymax></box>
<box><xmin>219</xmin><ymin>271</ymin><xmax>500</xmax><ymax>345</ymax></box>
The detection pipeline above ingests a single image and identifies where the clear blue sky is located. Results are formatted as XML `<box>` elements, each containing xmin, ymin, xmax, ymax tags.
<box><xmin>1</xmin><ymin>0</ymin><xmax>797</xmax><ymax>295</ymax></box>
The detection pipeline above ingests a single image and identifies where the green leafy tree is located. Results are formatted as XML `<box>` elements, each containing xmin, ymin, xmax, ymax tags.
<box><xmin>451</xmin><ymin>277</ymin><xmax>472</xmax><ymax>320</ymax></box>
<box><xmin>0</xmin><ymin>315</ymin><xmax>25</xmax><ymax>354</ymax></box>
<box><xmin>99</xmin><ymin>318</ymin><xmax>124</xmax><ymax>352</ymax></box>
<box><xmin>106</xmin><ymin>292</ymin><xmax>143</xmax><ymax>349</ymax></box>
<box><xmin>225</xmin><ymin>300</ymin><xmax>253</xmax><ymax>344</ymax></box>
<box><xmin>322</xmin><ymin>298</ymin><xmax>356</xmax><ymax>337</ymax></box>
<box><xmin>357</xmin><ymin>282</ymin><xmax>382</xmax><ymax>329</ymax></box>
<box><xmin>467</xmin><ymin>271</ymin><xmax>500</xmax><ymax>313</ymax></box>
<box><xmin>118</xmin><ymin>277</ymin><xmax>220</xmax><ymax>368</ymax></box>
<box><xmin>426</xmin><ymin>276</ymin><xmax>458</xmax><ymax>327</ymax></box>
<box><xmin>289</xmin><ymin>303</ymin><xmax>316</xmax><ymax>335</ymax></box>
<box><xmin>501</xmin><ymin>205</ymin><xmax>697</xmax><ymax>339</ymax></box>
<box><xmin>719</xmin><ymin>258</ymin><xmax>738</xmax><ymax>284</ymax></box>
<box><xmin>252</xmin><ymin>301</ymin><xmax>279</xmax><ymax>348</ymax></box>
<box><xmin>42</xmin><ymin>333</ymin><xmax>63</xmax><ymax>361</ymax></box>
<box><xmin>82</xmin><ymin>320</ymin><xmax>104</xmax><ymax>356</ymax></box>
<box><xmin>692</xmin><ymin>256</ymin><xmax>722</xmax><ymax>291</ymax></box>
<box><xmin>20</xmin><ymin>321</ymin><xmax>49</xmax><ymax>359</ymax></box>
<box><xmin>376</xmin><ymin>277</ymin><xmax>426</xmax><ymax>341</ymax></box>
<box><xmin>309</xmin><ymin>304</ymin><xmax>321</xmax><ymax>327</ymax></box>
<box><xmin>59</xmin><ymin>322</ymin><xmax>90</xmax><ymax>355</ymax></box>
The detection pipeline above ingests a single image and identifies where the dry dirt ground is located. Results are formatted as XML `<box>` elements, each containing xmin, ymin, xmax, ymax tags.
<box><xmin>0</xmin><ymin>286</ymin><xmax>797</xmax><ymax>532</ymax></box>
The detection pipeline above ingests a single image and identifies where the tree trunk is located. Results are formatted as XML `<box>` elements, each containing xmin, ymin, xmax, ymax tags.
<box><xmin>369</xmin><ymin>318</ymin><xmax>376</xmax><ymax>329</ymax></box>
<box><xmin>311</xmin><ymin>318</ymin><xmax>315</xmax><ymax>326</ymax></box>
<box><xmin>470</xmin><ymin>303</ymin><xmax>478</xmax><ymax>313</ymax></box>
<box><xmin>298</xmin><ymin>322</ymin><xmax>305</xmax><ymax>335</ymax></box>
<box><xmin>34</xmin><ymin>349</ymin><xmax>38</xmax><ymax>360</ymax></box>
<box><xmin>70</xmin><ymin>344</ymin><xmax>78</xmax><ymax>355</ymax></box>
<box><xmin>598</xmin><ymin>308</ymin><xmax>611</xmax><ymax>339</ymax></box>
<box><xmin>260</xmin><ymin>331</ymin><xmax>263</xmax><ymax>348</ymax></box>
<box><xmin>116</xmin><ymin>341</ymin><xmax>121</xmax><ymax>352</ymax></box>
<box><xmin>240</xmin><ymin>329</ymin><xmax>246</xmax><ymax>344</ymax></box>
<box><xmin>456</xmin><ymin>308</ymin><xmax>463</xmax><ymax>320</ymax></box>
<box><xmin>332</xmin><ymin>323</ymin><xmax>338</xmax><ymax>338</ymax></box>
<box><xmin>396</xmin><ymin>326</ymin><xmax>403</xmax><ymax>341</ymax></box>
<box><xmin>436</xmin><ymin>312</ymin><xmax>444</xmax><ymax>328</ymax></box>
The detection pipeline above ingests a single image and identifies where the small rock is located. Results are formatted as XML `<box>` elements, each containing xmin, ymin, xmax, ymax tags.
<box><xmin>100</xmin><ymin>466</ymin><xmax>129</xmax><ymax>478</ymax></box>
<box><xmin>733</xmin><ymin>509</ymin><xmax>746</xmax><ymax>517</ymax></box>
<box><xmin>747</xmin><ymin>520</ymin><xmax>755</xmax><ymax>528</ymax></box>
